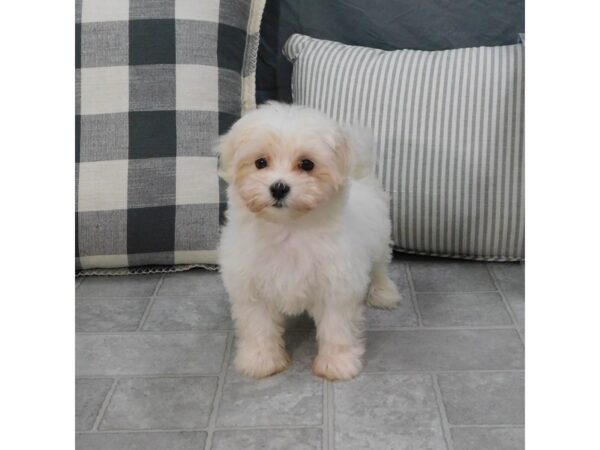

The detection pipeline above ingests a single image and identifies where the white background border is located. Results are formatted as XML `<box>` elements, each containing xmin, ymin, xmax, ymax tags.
<box><xmin>1</xmin><ymin>0</ymin><xmax>600</xmax><ymax>448</ymax></box>
<box><xmin>526</xmin><ymin>0</ymin><xmax>600</xmax><ymax>448</ymax></box>
<box><xmin>1</xmin><ymin>1</ymin><xmax>74</xmax><ymax>448</ymax></box>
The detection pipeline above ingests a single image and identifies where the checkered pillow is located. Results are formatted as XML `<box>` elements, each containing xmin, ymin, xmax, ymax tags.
<box><xmin>75</xmin><ymin>0</ymin><xmax>265</xmax><ymax>270</ymax></box>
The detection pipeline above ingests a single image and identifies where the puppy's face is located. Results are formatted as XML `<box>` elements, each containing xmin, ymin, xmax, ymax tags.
<box><xmin>218</xmin><ymin>104</ymin><xmax>353</xmax><ymax>222</ymax></box>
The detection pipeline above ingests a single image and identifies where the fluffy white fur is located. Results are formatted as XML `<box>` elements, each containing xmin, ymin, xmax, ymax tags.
<box><xmin>217</xmin><ymin>102</ymin><xmax>401</xmax><ymax>380</ymax></box>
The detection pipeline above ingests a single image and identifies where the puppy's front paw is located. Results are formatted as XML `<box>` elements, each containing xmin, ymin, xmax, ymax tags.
<box><xmin>312</xmin><ymin>348</ymin><xmax>364</xmax><ymax>381</ymax></box>
<box><xmin>234</xmin><ymin>343</ymin><xmax>290</xmax><ymax>378</ymax></box>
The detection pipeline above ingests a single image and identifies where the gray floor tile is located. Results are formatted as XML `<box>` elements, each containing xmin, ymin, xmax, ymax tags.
<box><xmin>365</xmin><ymin>261</ymin><xmax>419</xmax><ymax>328</ymax></box>
<box><xmin>409</xmin><ymin>261</ymin><xmax>496</xmax><ymax>292</ymax></box>
<box><xmin>211</xmin><ymin>429</ymin><xmax>322</xmax><ymax>450</ymax></box>
<box><xmin>490</xmin><ymin>263</ymin><xmax>525</xmax><ymax>326</ymax></box>
<box><xmin>217</xmin><ymin>332</ymin><xmax>323</xmax><ymax>428</ymax></box>
<box><xmin>99</xmin><ymin>377</ymin><xmax>218</xmax><ymax>430</ymax></box>
<box><xmin>76</xmin><ymin>431</ymin><xmax>207</xmax><ymax>450</ymax></box>
<box><xmin>511</xmin><ymin>303</ymin><xmax>524</xmax><ymax>326</ymax></box>
<box><xmin>76</xmin><ymin>298</ymin><xmax>149</xmax><ymax>332</ymax></box>
<box><xmin>143</xmin><ymin>295</ymin><xmax>232</xmax><ymax>331</ymax></box>
<box><xmin>158</xmin><ymin>270</ymin><xmax>225</xmax><ymax>297</ymax></box>
<box><xmin>74</xmin><ymin>256</ymin><xmax>527</xmax><ymax>447</ymax></box>
<box><xmin>438</xmin><ymin>372</ymin><xmax>524</xmax><ymax>425</ymax></box>
<box><xmin>76</xmin><ymin>333</ymin><xmax>227</xmax><ymax>376</ymax></box>
<box><xmin>417</xmin><ymin>292</ymin><xmax>512</xmax><ymax>327</ymax></box>
<box><xmin>365</xmin><ymin>330</ymin><xmax>524</xmax><ymax>371</ymax></box>
<box><xmin>77</xmin><ymin>275</ymin><xmax>161</xmax><ymax>298</ymax></box>
<box><xmin>335</xmin><ymin>373</ymin><xmax>446</xmax><ymax>450</ymax></box>
<box><xmin>365</xmin><ymin>302</ymin><xmax>418</xmax><ymax>329</ymax></box>
<box><xmin>451</xmin><ymin>427</ymin><xmax>524</xmax><ymax>450</ymax></box>
<box><xmin>389</xmin><ymin>258</ymin><xmax>411</xmax><ymax>284</ymax></box>
<box><xmin>76</xmin><ymin>378</ymin><xmax>113</xmax><ymax>431</ymax></box>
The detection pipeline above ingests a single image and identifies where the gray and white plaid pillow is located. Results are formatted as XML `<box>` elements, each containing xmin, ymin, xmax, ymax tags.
<box><xmin>75</xmin><ymin>0</ymin><xmax>265</xmax><ymax>271</ymax></box>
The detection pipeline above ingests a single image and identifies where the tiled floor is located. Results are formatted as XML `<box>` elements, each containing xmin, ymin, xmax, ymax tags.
<box><xmin>75</xmin><ymin>254</ymin><xmax>525</xmax><ymax>450</ymax></box>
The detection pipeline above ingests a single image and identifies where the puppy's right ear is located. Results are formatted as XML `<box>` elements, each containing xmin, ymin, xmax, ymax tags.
<box><xmin>214</xmin><ymin>130</ymin><xmax>236</xmax><ymax>183</ymax></box>
<box><xmin>341</xmin><ymin>125</ymin><xmax>374</xmax><ymax>180</ymax></box>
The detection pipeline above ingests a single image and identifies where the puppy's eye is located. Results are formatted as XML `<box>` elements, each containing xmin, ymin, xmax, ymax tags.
<box><xmin>299</xmin><ymin>159</ymin><xmax>315</xmax><ymax>171</ymax></box>
<box><xmin>255</xmin><ymin>158</ymin><xmax>268</xmax><ymax>169</ymax></box>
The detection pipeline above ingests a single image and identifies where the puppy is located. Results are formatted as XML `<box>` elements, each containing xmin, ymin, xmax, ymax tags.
<box><xmin>217</xmin><ymin>102</ymin><xmax>401</xmax><ymax>380</ymax></box>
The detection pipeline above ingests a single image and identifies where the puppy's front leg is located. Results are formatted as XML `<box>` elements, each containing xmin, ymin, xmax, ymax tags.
<box><xmin>231</xmin><ymin>297</ymin><xmax>289</xmax><ymax>378</ymax></box>
<box><xmin>311</xmin><ymin>300</ymin><xmax>364</xmax><ymax>381</ymax></box>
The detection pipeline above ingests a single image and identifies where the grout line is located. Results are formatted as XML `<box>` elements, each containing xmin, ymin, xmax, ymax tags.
<box><xmin>136</xmin><ymin>297</ymin><xmax>157</xmax><ymax>331</ymax></box>
<box><xmin>77</xmin><ymin>294</ymin><xmax>227</xmax><ymax>300</ymax></box>
<box><xmin>432</xmin><ymin>374</ymin><xmax>455</xmax><ymax>450</ymax></box>
<box><xmin>76</xmin><ymin>430</ymin><xmax>206</xmax><ymax>434</ymax></box>
<box><xmin>76</xmin><ymin>296</ymin><xmax>162</xmax><ymax>300</ymax></box>
<box><xmin>449</xmin><ymin>424</ymin><xmax>525</xmax><ymax>429</ymax></box>
<box><xmin>486</xmin><ymin>265</ymin><xmax>525</xmax><ymax>346</ymax></box>
<box><xmin>76</xmin><ymin>330</ymin><xmax>231</xmax><ymax>336</ymax></box>
<box><xmin>77</xmin><ymin>373</ymin><xmax>222</xmax><ymax>379</ymax></box>
<box><xmin>204</xmin><ymin>332</ymin><xmax>235</xmax><ymax>450</ymax></box>
<box><xmin>322</xmin><ymin>379</ymin><xmax>335</xmax><ymax>450</ymax></box>
<box><xmin>361</xmin><ymin>369</ymin><xmax>525</xmax><ymax>375</ymax></box>
<box><xmin>75</xmin><ymin>325</ymin><xmax>521</xmax><ymax>336</ymax></box>
<box><xmin>327</xmin><ymin>381</ymin><xmax>335</xmax><ymax>450</ymax></box>
<box><xmin>76</xmin><ymin>287</ymin><xmax>510</xmax><ymax>299</ymax></box>
<box><xmin>516</xmin><ymin>328</ymin><xmax>525</xmax><ymax>347</ymax></box>
<box><xmin>76</xmin><ymin>368</ymin><xmax>524</xmax><ymax>380</ymax></box>
<box><xmin>136</xmin><ymin>274</ymin><xmax>166</xmax><ymax>331</ymax></box>
<box><xmin>412</xmin><ymin>290</ymin><xmax>501</xmax><ymax>294</ymax></box>
<box><xmin>91</xmin><ymin>378</ymin><xmax>119</xmax><ymax>431</ymax></box>
<box><xmin>361</xmin><ymin>369</ymin><xmax>524</xmax><ymax>375</ymax></box>
<box><xmin>77</xmin><ymin>297</ymin><xmax>152</xmax><ymax>302</ymax></box>
<box><xmin>214</xmin><ymin>424</ymin><xmax>323</xmax><ymax>431</ymax></box>
<box><xmin>405</xmin><ymin>263</ymin><xmax>423</xmax><ymax>326</ymax></box>
<box><xmin>146</xmin><ymin>273</ymin><xmax>168</xmax><ymax>297</ymax></box>
<box><xmin>77</xmin><ymin>424</ymin><xmax>325</xmax><ymax>434</ymax></box>
<box><xmin>486</xmin><ymin>264</ymin><xmax>519</xmax><ymax>326</ymax></box>
<box><xmin>77</xmin><ymin>292</ymin><xmax>228</xmax><ymax>300</ymax></box>
<box><xmin>75</xmin><ymin>428</ymin><xmax>205</xmax><ymax>435</ymax></box>
<box><xmin>322</xmin><ymin>380</ymin><xmax>329</xmax><ymax>450</ymax></box>
<box><xmin>366</xmin><ymin>325</ymin><xmax>520</xmax><ymax>331</ymax></box>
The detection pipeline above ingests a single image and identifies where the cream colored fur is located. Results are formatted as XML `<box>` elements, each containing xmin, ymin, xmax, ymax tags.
<box><xmin>217</xmin><ymin>102</ymin><xmax>401</xmax><ymax>380</ymax></box>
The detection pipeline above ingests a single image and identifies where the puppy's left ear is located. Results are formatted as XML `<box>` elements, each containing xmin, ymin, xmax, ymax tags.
<box><xmin>214</xmin><ymin>129</ymin><xmax>237</xmax><ymax>183</ymax></box>
<box><xmin>336</xmin><ymin>125</ymin><xmax>373</xmax><ymax>180</ymax></box>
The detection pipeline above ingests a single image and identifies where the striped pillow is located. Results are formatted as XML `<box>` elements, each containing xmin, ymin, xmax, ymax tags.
<box><xmin>283</xmin><ymin>34</ymin><xmax>524</xmax><ymax>261</ymax></box>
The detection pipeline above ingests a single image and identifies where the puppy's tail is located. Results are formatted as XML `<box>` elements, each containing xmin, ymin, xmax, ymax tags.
<box><xmin>344</xmin><ymin>125</ymin><xmax>375</xmax><ymax>180</ymax></box>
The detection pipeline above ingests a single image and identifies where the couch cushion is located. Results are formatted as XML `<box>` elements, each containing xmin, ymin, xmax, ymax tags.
<box><xmin>76</xmin><ymin>0</ymin><xmax>266</xmax><ymax>270</ymax></box>
<box><xmin>284</xmin><ymin>34</ymin><xmax>524</xmax><ymax>261</ymax></box>
<box><xmin>257</xmin><ymin>0</ymin><xmax>524</xmax><ymax>103</ymax></box>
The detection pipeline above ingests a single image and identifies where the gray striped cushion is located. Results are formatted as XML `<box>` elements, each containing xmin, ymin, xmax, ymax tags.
<box><xmin>283</xmin><ymin>34</ymin><xmax>524</xmax><ymax>261</ymax></box>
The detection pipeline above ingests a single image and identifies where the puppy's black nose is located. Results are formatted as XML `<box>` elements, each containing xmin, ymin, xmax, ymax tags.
<box><xmin>270</xmin><ymin>181</ymin><xmax>290</xmax><ymax>200</ymax></box>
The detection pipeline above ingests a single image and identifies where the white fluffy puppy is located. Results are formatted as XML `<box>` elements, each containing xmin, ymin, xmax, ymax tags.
<box><xmin>217</xmin><ymin>102</ymin><xmax>401</xmax><ymax>380</ymax></box>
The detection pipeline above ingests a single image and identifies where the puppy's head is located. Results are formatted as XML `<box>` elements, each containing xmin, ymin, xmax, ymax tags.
<box><xmin>217</xmin><ymin>102</ymin><xmax>357</xmax><ymax>222</ymax></box>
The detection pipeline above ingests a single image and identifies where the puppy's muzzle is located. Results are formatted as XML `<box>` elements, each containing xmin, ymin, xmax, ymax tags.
<box><xmin>270</xmin><ymin>181</ymin><xmax>290</xmax><ymax>201</ymax></box>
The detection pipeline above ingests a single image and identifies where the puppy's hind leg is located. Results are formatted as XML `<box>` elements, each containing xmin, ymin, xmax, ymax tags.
<box><xmin>366</xmin><ymin>260</ymin><xmax>402</xmax><ymax>309</ymax></box>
